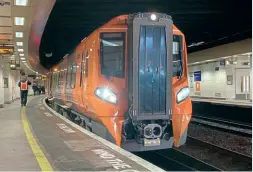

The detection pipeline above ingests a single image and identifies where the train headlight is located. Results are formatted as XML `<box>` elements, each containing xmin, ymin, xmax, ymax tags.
<box><xmin>176</xmin><ymin>87</ymin><xmax>190</xmax><ymax>104</ymax></box>
<box><xmin>150</xmin><ymin>13</ymin><xmax>157</xmax><ymax>21</ymax></box>
<box><xmin>95</xmin><ymin>87</ymin><xmax>117</xmax><ymax>104</ymax></box>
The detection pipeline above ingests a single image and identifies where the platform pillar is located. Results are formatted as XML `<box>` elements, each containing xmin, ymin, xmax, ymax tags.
<box><xmin>0</xmin><ymin>57</ymin><xmax>4</xmax><ymax>107</ymax></box>
<box><xmin>11</xmin><ymin>70</ymin><xmax>21</xmax><ymax>100</ymax></box>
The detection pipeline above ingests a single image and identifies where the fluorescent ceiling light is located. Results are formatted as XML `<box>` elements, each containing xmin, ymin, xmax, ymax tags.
<box><xmin>19</xmin><ymin>54</ymin><xmax>24</xmax><ymax>56</ymax></box>
<box><xmin>187</xmin><ymin>41</ymin><xmax>205</xmax><ymax>48</ymax></box>
<box><xmin>17</xmin><ymin>49</ymin><xmax>24</xmax><ymax>52</ymax></box>
<box><xmin>15</xmin><ymin>32</ymin><xmax>23</xmax><ymax>38</ymax></box>
<box><xmin>16</xmin><ymin>42</ymin><xmax>23</xmax><ymax>46</ymax></box>
<box><xmin>14</xmin><ymin>17</ymin><xmax>25</xmax><ymax>25</ymax></box>
<box><xmin>22</xmin><ymin>61</ymin><xmax>26</xmax><ymax>63</ymax></box>
<box><xmin>15</xmin><ymin>0</ymin><xmax>28</xmax><ymax>6</ymax></box>
<box><xmin>21</xmin><ymin>57</ymin><xmax>25</xmax><ymax>60</ymax></box>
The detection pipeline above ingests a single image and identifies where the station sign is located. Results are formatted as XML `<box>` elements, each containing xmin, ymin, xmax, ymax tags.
<box><xmin>194</xmin><ymin>71</ymin><xmax>201</xmax><ymax>81</ymax></box>
<box><xmin>42</xmin><ymin>75</ymin><xmax>47</xmax><ymax>80</ymax></box>
<box><xmin>0</xmin><ymin>46</ymin><xmax>14</xmax><ymax>55</ymax></box>
<box><xmin>220</xmin><ymin>59</ymin><xmax>225</xmax><ymax>66</ymax></box>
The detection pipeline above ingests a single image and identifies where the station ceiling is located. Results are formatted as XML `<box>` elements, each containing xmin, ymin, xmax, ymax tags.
<box><xmin>39</xmin><ymin>0</ymin><xmax>252</xmax><ymax>69</ymax></box>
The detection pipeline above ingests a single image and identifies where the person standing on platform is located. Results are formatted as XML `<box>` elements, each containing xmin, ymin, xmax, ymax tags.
<box><xmin>18</xmin><ymin>73</ymin><xmax>31</xmax><ymax>106</ymax></box>
<box><xmin>32</xmin><ymin>83</ymin><xmax>38</xmax><ymax>96</ymax></box>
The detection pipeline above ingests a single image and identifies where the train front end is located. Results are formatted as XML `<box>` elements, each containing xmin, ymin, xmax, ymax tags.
<box><xmin>122</xmin><ymin>13</ymin><xmax>192</xmax><ymax>151</ymax></box>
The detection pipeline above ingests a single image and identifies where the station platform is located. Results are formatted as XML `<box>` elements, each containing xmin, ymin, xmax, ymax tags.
<box><xmin>0</xmin><ymin>96</ymin><xmax>164</xmax><ymax>171</ymax></box>
<box><xmin>191</xmin><ymin>97</ymin><xmax>252</xmax><ymax>108</ymax></box>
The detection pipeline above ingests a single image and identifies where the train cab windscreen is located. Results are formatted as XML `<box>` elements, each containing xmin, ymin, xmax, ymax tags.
<box><xmin>100</xmin><ymin>32</ymin><xmax>126</xmax><ymax>78</ymax></box>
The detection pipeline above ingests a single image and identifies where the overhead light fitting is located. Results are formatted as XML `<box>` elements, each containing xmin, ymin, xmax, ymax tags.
<box><xmin>19</xmin><ymin>54</ymin><xmax>24</xmax><ymax>56</ymax></box>
<box><xmin>18</xmin><ymin>49</ymin><xmax>24</xmax><ymax>52</ymax></box>
<box><xmin>15</xmin><ymin>0</ymin><xmax>28</xmax><ymax>6</ymax></box>
<box><xmin>16</xmin><ymin>42</ymin><xmax>23</xmax><ymax>46</ymax></box>
<box><xmin>187</xmin><ymin>41</ymin><xmax>205</xmax><ymax>48</ymax></box>
<box><xmin>14</xmin><ymin>17</ymin><xmax>25</xmax><ymax>25</ymax></box>
<box><xmin>15</xmin><ymin>32</ymin><xmax>23</xmax><ymax>38</ymax></box>
<box><xmin>21</xmin><ymin>57</ymin><xmax>25</xmax><ymax>60</ymax></box>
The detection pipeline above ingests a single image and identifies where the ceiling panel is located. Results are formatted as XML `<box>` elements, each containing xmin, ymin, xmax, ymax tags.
<box><xmin>0</xmin><ymin>27</ymin><xmax>12</xmax><ymax>33</ymax></box>
<box><xmin>37</xmin><ymin>0</ymin><xmax>251</xmax><ymax>69</ymax></box>
<box><xmin>0</xmin><ymin>2</ymin><xmax>11</xmax><ymax>16</ymax></box>
<box><xmin>0</xmin><ymin>17</ymin><xmax>12</xmax><ymax>26</ymax></box>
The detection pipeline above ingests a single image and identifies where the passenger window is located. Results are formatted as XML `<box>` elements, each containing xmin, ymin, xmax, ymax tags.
<box><xmin>66</xmin><ymin>66</ymin><xmax>72</xmax><ymax>88</ymax></box>
<box><xmin>53</xmin><ymin>73</ymin><xmax>57</xmax><ymax>89</ymax></box>
<box><xmin>173</xmin><ymin>35</ymin><xmax>183</xmax><ymax>77</ymax></box>
<box><xmin>71</xmin><ymin>63</ymin><xmax>77</xmax><ymax>89</ymax></box>
<box><xmin>85</xmin><ymin>51</ymin><xmax>89</xmax><ymax>77</ymax></box>
<box><xmin>59</xmin><ymin>70</ymin><xmax>64</xmax><ymax>88</ymax></box>
<box><xmin>100</xmin><ymin>32</ymin><xmax>125</xmax><ymax>78</ymax></box>
<box><xmin>58</xmin><ymin>71</ymin><xmax>61</xmax><ymax>88</ymax></box>
<box><xmin>52</xmin><ymin>73</ymin><xmax>55</xmax><ymax>88</ymax></box>
<box><xmin>80</xmin><ymin>52</ymin><xmax>84</xmax><ymax>86</ymax></box>
<box><xmin>56</xmin><ymin>72</ymin><xmax>59</xmax><ymax>88</ymax></box>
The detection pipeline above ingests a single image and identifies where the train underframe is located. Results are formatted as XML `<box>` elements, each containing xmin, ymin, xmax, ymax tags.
<box><xmin>47</xmin><ymin>98</ymin><xmax>188</xmax><ymax>152</ymax></box>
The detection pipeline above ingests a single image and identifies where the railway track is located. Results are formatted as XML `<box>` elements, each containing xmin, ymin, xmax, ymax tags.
<box><xmin>185</xmin><ymin>136</ymin><xmax>252</xmax><ymax>171</ymax></box>
<box><xmin>136</xmin><ymin>148</ymin><xmax>220</xmax><ymax>171</ymax></box>
<box><xmin>191</xmin><ymin>115</ymin><xmax>252</xmax><ymax>136</ymax></box>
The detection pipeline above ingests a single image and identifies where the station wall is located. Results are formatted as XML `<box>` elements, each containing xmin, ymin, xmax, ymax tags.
<box><xmin>188</xmin><ymin>39</ymin><xmax>252</xmax><ymax>63</ymax></box>
<box><xmin>188</xmin><ymin>56</ymin><xmax>251</xmax><ymax>101</ymax></box>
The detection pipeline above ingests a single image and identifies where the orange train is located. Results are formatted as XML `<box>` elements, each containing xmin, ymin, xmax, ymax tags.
<box><xmin>46</xmin><ymin>12</ymin><xmax>192</xmax><ymax>152</ymax></box>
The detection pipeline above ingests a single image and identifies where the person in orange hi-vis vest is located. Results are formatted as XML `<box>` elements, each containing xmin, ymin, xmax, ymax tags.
<box><xmin>18</xmin><ymin>73</ymin><xmax>31</xmax><ymax>106</ymax></box>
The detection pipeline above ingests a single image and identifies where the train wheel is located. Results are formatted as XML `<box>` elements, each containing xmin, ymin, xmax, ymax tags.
<box><xmin>80</xmin><ymin>120</ymin><xmax>86</xmax><ymax>129</ymax></box>
<box><xmin>59</xmin><ymin>108</ymin><xmax>64</xmax><ymax>116</ymax></box>
<box><xmin>53</xmin><ymin>102</ymin><xmax>58</xmax><ymax>112</ymax></box>
<box><xmin>74</xmin><ymin>115</ymin><xmax>81</xmax><ymax>125</ymax></box>
<box><xmin>62</xmin><ymin>110</ymin><xmax>70</xmax><ymax>120</ymax></box>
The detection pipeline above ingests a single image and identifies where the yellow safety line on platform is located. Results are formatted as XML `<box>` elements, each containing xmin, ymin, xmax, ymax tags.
<box><xmin>21</xmin><ymin>107</ymin><xmax>54</xmax><ymax>172</ymax></box>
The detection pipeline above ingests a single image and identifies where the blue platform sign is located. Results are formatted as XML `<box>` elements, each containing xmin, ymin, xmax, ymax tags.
<box><xmin>194</xmin><ymin>71</ymin><xmax>201</xmax><ymax>81</ymax></box>
<box><xmin>220</xmin><ymin>59</ymin><xmax>225</xmax><ymax>66</ymax></box>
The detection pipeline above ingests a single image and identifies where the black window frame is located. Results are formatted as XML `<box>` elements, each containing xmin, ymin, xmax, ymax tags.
<box><xmin>100</xmin><ymin>32</ymin><xmax>126</xmax><ymax>78</ymax></box>
<box><xmin>71</xmin><ymin>62</ymin><xmax>77</xmax><ymax>89</ymax></box>
<box><xmin>66</xmin><ymin>65</ymin><xmax>72</xmax><ymax>89</ymax></box>
<box><xmin>172</xmin><ymin>34</ymin><xmax>184</xmax><ymax>77</ymax></box>
<box><xmin>80</xmin><ymin>51</ymin><xmax>84</xmax><ymax>87</ymax></box>
<box><xmin>85</xmin><ymin>51</ymin><xmax>89</xmax><ymax>77</ymax></box>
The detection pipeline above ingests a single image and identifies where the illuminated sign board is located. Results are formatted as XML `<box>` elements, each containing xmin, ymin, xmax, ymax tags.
<box><xmin>0</xmin><ymin>1</ymin><xmax>11</xmax><ymax>6</ymax></box>
<box><xmin>42</xmin><ymin>75</ymin><xmax>47</xmax><ymax>80</ymax></box>
<box><xmin>0</xmin><ymin>46</ymin><xmax>14</xmax><ymax>55</ymax></box>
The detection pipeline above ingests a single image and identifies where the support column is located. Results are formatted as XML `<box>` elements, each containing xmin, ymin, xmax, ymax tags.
<box><xmin>11</xmin><ymin>69</ymin><xmax>21</xmax><ymax>100</ymax></box>
<box><xmin>27</xmin><ymin>76</ymin><xmax>34</xmax><ymax>96</ymax></box>
<box><xmin>3</xmin><ymin>61</ymin><xmax>13</xmax><ymax>104</ymax></box>
<box><xmin>0</xmin><ymin>57</ymin><xmax>4</xmax><ymax>107</ymax></box>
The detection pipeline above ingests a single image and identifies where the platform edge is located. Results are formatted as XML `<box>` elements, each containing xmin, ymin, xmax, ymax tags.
<box><xmin>43</xmin><ymin>98</ymin><xmax>165</xmax><ymax>172</ymax></box>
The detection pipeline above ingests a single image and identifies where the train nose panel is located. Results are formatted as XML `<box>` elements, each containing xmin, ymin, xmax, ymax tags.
<box><xmin>127</xmin><ymin>13</ymin><xmax>173</xmax><ymax>121</ymax></box>
<box><xmin>139</xmin><ymin>26</ymin><xmax>167</xmax><ymax>115</ymax></box>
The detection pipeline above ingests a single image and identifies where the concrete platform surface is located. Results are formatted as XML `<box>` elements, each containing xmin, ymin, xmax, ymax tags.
<box><xmin>0</xmin><ymin>96</ymin><xmax>165</xmax><ymax>171</ymax></box>
<box><xmin>0</xmin><ymin>98</ymin><xmax>40</xmax><ymax>171</ymax></box>
<box><xmin>191</xmin><ymin>97</ymin><xmax>252</xmax><ymax>108</ymax></box>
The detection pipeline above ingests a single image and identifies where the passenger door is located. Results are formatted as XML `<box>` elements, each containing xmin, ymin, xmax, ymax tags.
<box><xmin>81</xmin><ymin>49</ymin><xmax>90</xmax><ymax>110</ymax></box>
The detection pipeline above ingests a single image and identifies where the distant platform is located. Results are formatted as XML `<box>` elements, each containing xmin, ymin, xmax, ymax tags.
<box><xmin>0</xmin><ymin>96</ymin><xmax>164</xmax><ymax>171</ymax></box>
<box><xmin>191</xmin><ymin>97</ymin><xmax>252</xmax><ymax>108</ymax></box>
